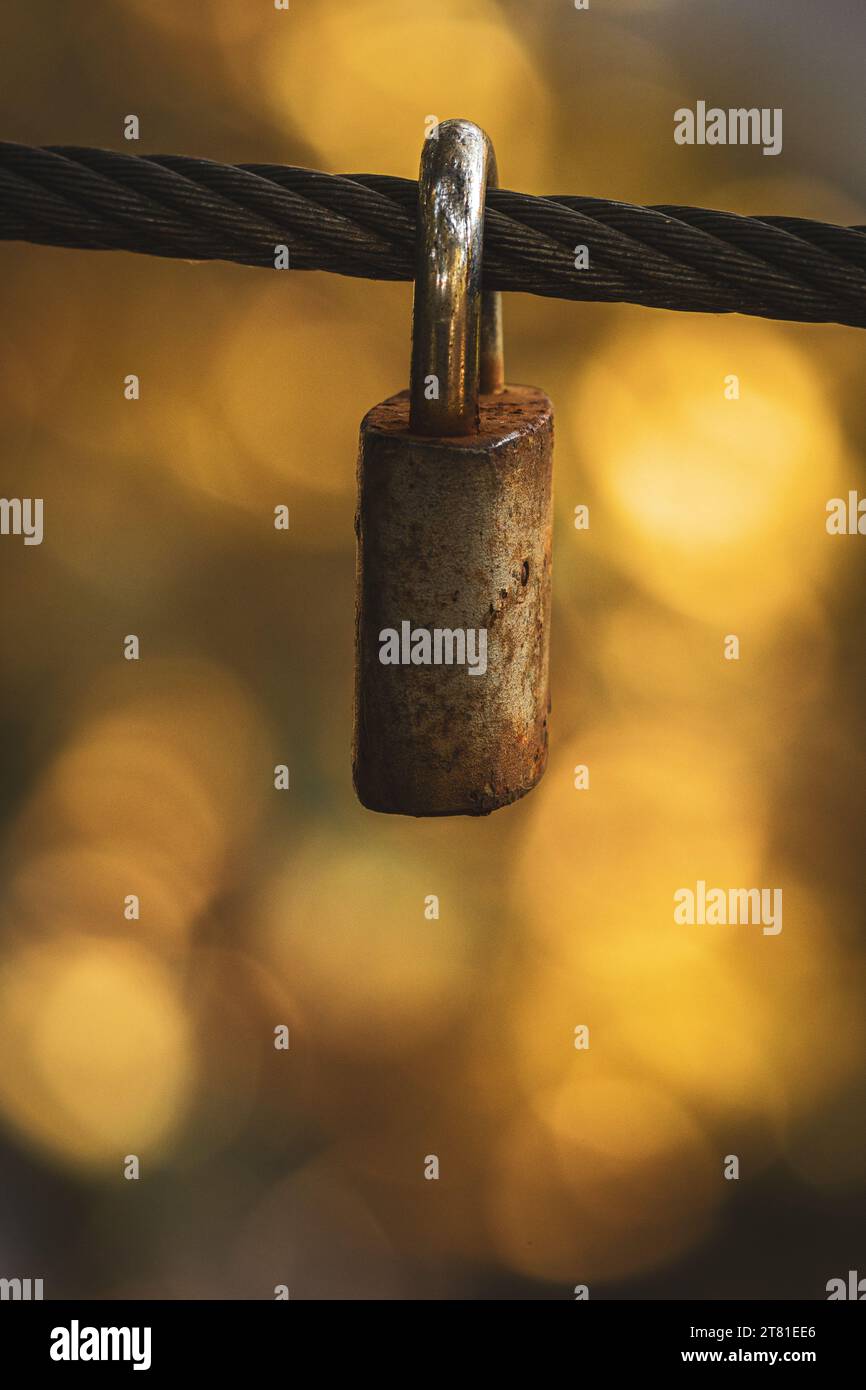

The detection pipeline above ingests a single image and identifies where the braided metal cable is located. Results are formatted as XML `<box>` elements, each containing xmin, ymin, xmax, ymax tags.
<box><xmin>2</xmin><ymin>142</ymin><xmax>866</xmax><ymax>327</ymax></box>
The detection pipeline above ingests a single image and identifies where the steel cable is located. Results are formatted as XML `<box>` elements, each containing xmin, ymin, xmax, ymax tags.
<box><xmin>1</xmin><ymin>142</ymin><xmax>865</xmax><ymax>328</ymax></box>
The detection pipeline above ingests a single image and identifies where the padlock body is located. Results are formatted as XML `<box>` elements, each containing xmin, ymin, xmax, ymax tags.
<box><xmin>353</xmin><ymin>385</ymin><xmax>553</xmax><ymax>816</ymax></box>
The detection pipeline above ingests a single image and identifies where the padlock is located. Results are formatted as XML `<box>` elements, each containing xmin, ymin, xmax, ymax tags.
<box><xmin>353</xmin><ymin>120</ymin><xmax>554</xmax><ymax>816</ymax></box>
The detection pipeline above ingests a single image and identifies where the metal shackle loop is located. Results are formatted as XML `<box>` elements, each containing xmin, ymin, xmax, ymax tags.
<box><xmin>409</xmin><ymin>119</ymin><xmax>505</xmax><ymax>436</ymax></box>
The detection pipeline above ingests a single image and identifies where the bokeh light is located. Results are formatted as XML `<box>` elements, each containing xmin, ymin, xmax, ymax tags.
<box><xmin>0</xmin><ymin>936</ymin><xmax>195</xmax><ymax>1170</ymax></box>
<box><xmin>569</xmin><ymin>317</ymin><xmax>846</xmax><ymax>625</ymax></box>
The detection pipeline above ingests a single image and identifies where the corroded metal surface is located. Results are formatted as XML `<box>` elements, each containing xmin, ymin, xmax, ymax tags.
<box><xmin>353</xmin><ymin>385</ymin><xmax>553</xmax><ymax>816</ymax></box>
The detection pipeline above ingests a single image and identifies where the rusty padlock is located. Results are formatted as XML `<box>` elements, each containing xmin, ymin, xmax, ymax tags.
<box><xmin>353</xmin><ymin>120</ymin><xmax>554</xmax><ymax>816</ymax></box>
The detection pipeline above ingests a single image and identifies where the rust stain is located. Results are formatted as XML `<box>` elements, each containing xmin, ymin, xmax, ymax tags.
<box><xmin>353</xmin><ymin>385</ymin><xmax>554</xmax><ymax>817</ymax></box>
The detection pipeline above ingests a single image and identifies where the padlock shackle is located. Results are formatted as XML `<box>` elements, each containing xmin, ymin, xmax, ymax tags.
<box><xmin>409</xmin><ymin>120</ymin><xmax>505</xmax><ymax>436</ymax></box>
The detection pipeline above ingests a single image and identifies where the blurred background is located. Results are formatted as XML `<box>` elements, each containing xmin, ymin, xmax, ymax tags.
<box><xmin>1</xmin><ymin>0</ymin><xmax>865</xmax><ymax>1299</ymax></box>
